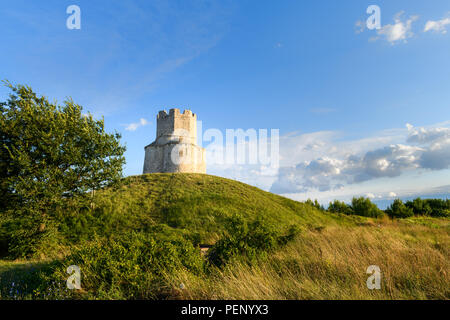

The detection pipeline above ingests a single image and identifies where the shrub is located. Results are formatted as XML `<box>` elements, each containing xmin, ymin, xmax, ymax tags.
<box><xmin>328</xmin><ymin>200</ymin><xmax>353</xmax><ymax>215</ymax></box>
<box><xmin>0</xmin><ymin>215</ymin><xmax>60</xmax><ymax>258</ymax></box>
<box><xmin>350</xmin><ymin>197</ymin><xmax>384</xmax><ymax>218</ymax></box>
<box><xmin>207</xmin><ymin>215</ymin><xmax>300</xmax><ymax>267</ymax></box>
<box><xmin>386</xmin><ymin>199</ymin><xmax>414</xmax><ymax>219</ymax></box>
<box><xmin>405</xmin><ymin>198</ymin><xmax>432</xmax><ymax>216</ymax></box>
<box><xmin>404</xmin><ymin>198</ymin><xmax>450</xmax><ymax>217</ymax></box>
<box><xmin>42</xmin><ymin>232</ymin><xmax>203</xmax><ymax>299</ymax></box>
<box><xmin>424</xmin><ymin>199</ymin><xmax>450</xmax><ymax>217</ymax></box>
<box><xmin>305</xmin><ymin>199</ymin><xmax>325</xmax><ymax>211</ymax></box>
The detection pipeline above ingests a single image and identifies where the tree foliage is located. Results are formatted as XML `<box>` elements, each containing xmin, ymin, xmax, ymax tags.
<box><xmin>405</xmin><ymin>198</ymin><xmax>450</xmax><ymax>217</ymax></box>
<box><xmin>350</xmin><ymin>197</ymin><xmax>384</xmax><ymax>218</ymax></box>
<box><xmin>305</xmin><ymin>198</ymin><xmax>325</xmax><ymax>211</ymax></box>
<box><xmin>0</xmin><ymin>82</ymin><xmax>126</xmax><ymax>257</ymax></box>
<box><xmin>385</xmin><ymin>199</ymin><xmax>414</xmax><ymax>219</ymax></box>
<box><xmin>207</xmin><ymin>215</ymin><xmax>300</xmax><ymax>267</ymax></box>
<box><xmin>327</xmin><ymin>197</ymin><xmax>383</xmax><ymax>218</ymax></box>
<box><xmin>328</xmin><ymin>200</ymin><xmax>353</xmax><ymax>215</ymax></box>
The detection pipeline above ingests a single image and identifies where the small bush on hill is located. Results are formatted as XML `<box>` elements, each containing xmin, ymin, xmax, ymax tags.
<box><xmin>350</xmin><ymin>197</ymin><xmax>384</xmax><ymax>218</ymax></box>
<box><xmin>328</xmin><ymin>200</ymin><xmax>353</xmax><ymax>215</ymax></box>
<box><xmin>405</xmin><ymin>198</ymin><xmax>433</xmax><ymax>216</ymax></box>
<box><xmin>327</xmin><ymin>198</ymin><xmax>384</xmax><ymax>218</ymax></box>
<box><xmin>42</xmin><ymin>232</ymin><xmax>203</xmax><ymax>299</ymax></box>
<box><xmin>305</xmin><ymin>199</ymin><xmax>325</xmax><ymax>211</ymax></box>
<box><xmin>207</xmin><ymin>215</ymin><xmax>300</xmax><ymax>267</ymax></box>
<box><xmin>405</xmin><ymin>198</ymin><xmax>450</xmax><ymax>217</ymax></box>
<box><xmin>386</xmin><ymin>199</ymin><xmax>414</xmax><ymax>219</ymax></box>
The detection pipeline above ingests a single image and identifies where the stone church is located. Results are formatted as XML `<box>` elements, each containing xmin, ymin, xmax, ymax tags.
<box><xmin>143</xmin><ymin>108</ymin><xmax>206</xmax><ymax>173</ymax></box>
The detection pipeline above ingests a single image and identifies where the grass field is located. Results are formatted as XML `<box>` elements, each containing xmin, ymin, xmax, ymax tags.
<box><xmin>171</xmin><ymin>219</ymin><xmax>449</xmax><ymax>299</ymax></box>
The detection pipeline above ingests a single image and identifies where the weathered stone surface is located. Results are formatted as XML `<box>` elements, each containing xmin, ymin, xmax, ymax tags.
<box><xmin>143</xmin><ymin>108</ymin><xmax>206</xmax><ymax>173</ymax></box>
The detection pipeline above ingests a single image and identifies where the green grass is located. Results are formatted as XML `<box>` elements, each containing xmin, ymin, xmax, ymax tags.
<box><xmin>61</xmin><ymin>173</ymin><xmax>347</xmax><ymax>244</ymax></box>
<box><xmin>171</xmin><ymin>222</ymin><xmax>449</xmax><ymax>299</ymax></box>
<box><xmin>1</xmin><ymin>173</ymin><xmax>449</xmax><ymax>300</ymax></box>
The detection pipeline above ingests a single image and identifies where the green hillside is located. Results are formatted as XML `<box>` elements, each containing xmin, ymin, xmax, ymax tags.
<box><xmin>0</xmin><ymin>173</ymin><xmax>448</xmax><ymax>300</ymax></box>
<box><xmin>60</xmin><ymin>173</ymin><xmax>342</xmax><ymax>244</ymax></box>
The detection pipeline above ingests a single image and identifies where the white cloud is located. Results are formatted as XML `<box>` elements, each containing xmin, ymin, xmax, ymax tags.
<box><xmin>203</xmin><ymin>122</ymin><xmax>450</xmax><ymax>198</ymax></box>
<box><xmin>407</xmin><ymin>124</ymin><xmax>450</xmax><ymax>170</ymax></box>
<box><xmin>375</xmin><ymin>12</ymin><xmax>418</xmax><ymax>44</ymax></box>
<box><xmin>424</xmin><ymin>16</ymin><xmax>450</xmax><ymax>34</ymax></box>
<box><xmin>407</xmin><ymin>123</ymin><xmax>450</xmax><ymax>145</ymax></box>
<box><xmin>388</xmin><ymin>192</ymin><xmax>397</xmax><ymax>198</ymax></box>
<box><xmin>125</xmin><ymin>118</ymin><xmax>149</xmax><ymax>131</ymax></box>
<box><xmin>269</xmin><ymin>123</ymin><xmax>450</xmax><ymax>194</ymax></box>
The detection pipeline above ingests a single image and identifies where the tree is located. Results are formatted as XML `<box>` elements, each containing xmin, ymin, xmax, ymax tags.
<box><xmin>328</xmin><ymin>200</ymin><xmax>353</xmax><ymax>215</ymax></box>
<box><xmin>386</xmin><ymin>199</ymin><xmax>414</xmax><ymax>219</ymax></box>
<box><xmin>424</xmin><ymin>199</ymin><xmax>450</xmax><ymax>217</ymax></box>
<box><xmin>350</xmin><ymin>197</ymin><xmax>384</xmax><ymax>218</ymax></box>
<box><xmin>0</xmin><ymin>82</ymin><xmax>126</xmax><ymax>257</ymax></box>
<box><xmin>405</xmin><ymin>198</ymin><xmax>432</xmax><ymax>216</ymax></box>
<box><xmin>305</xmin><ymin>199</ymin><xmax>325</xmax><ymax>211</ymax></box>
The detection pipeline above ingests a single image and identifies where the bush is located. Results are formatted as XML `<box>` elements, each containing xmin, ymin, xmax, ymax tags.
<box><xmin>423</xmin><ymin>199</ymin><xmax>450</xmax><ymax>217</ymax></box>
<box><xmin>0</xmin><ymin>215</ymin><xmax>60</xmax><ymax>258</ymax></box>
<box><xmin>207</xmin><ymin>215</ymin><xmax>300</xmax><ymax>267</ymax></box>
<box><xmin>305</xmin><ymin>199</ymin><xmax>325</xmax><ymax>211</ymax></box>
<box><xmin>42</xmin><ymin>232</ymin><xmax>203</xmax><ymax>299</ymax></box>
<box><xmin>404</xmin><ymin>198</ymin><xmax>450</xmax><ymax>217</ymax></box>
<box><xmin>350</xmin><ymin>197</ymin><xmax>384</xmax><ymax>218</ymax></box>
<box><xmin>405</xmin><ymin>198</ymin><xmax>432</xmax><ymax>216</ymax></box>
<box><xmin>386</xmin><ymin>199</ymin><xmax>414</xmax><ymax>219</ymax></box>
<box><xmin>326</xmin><ymin>197</ymin><xmax>383</xmax><ymax>218</ymax></box>
<box><xmin>430</xmin><ymin>208</ymin><xmax>450</xmax><ymax>218</ymax></box>
<box><xmin>328</xmin><ymin>200</ymin><xmax>353</xmax><ymax>215</ymax></box>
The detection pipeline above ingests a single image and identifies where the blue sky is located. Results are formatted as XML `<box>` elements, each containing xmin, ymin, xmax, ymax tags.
<box><xmin>1</xmin><ymin>0</ymin><xmax>450</xmax><ymax>205</ymax></box>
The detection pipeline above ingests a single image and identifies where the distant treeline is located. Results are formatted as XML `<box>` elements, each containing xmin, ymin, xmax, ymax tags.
<box><xmin>306</xmin><ymin>197</ymin><xmax>450</xmax><ymax>219</ymax></box>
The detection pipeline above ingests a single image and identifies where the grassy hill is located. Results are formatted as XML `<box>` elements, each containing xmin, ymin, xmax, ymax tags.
<box><xmin>70</xmin><ymin>173</ymin><xmax>345</xmax><ymax>243</ymax></box>
<box><xmin>0</xmin><ymin>173</ymin><xmax>449</xmax><ymax>300</ymax></box>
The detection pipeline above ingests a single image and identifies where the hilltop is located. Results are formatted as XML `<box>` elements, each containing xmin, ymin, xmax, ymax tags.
<box><xmin>74</xmin><ymin>173</ymin><xmax>343</xmax><ymax>243</ymax></box>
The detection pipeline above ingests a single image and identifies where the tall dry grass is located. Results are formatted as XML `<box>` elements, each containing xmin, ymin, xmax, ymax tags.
<box><xmin>170</xmin><ymin>219</ymin><xmax>449</xmax><ymax>300</ymax></box>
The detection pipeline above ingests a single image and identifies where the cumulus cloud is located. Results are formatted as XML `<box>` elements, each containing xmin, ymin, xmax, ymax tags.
<box><xmin>359</xmin><ymin>11</ymin><xmax>450</xmax><ymax>43</ymax></box>
<box><xmin>424</xmin><ymin>16</ymin><xmax>450</xmax><ymax>34</ymax></box>
<box><xmin>270</xmin><ymin>124</ymin><xmax>450</xmax><ymax>194</ymax></box>
<box><xmin>375</xmin><ymin>12</ymin><xmax>418</xmax><ymax>44</ymax></box>
<box><xmin>125</xmin><ymin>118</ymin><xmax>149</xmax><ymax>131</ymax></box>
<box><xmin>406</xmin><ymin>123</ymin><xmax>450</xmax><ymax>145</ymax></box>
<box><xmin>388</xmin><ymin>192</ymin><xmax>397</xmax><ymax>198</ymax></box>
<box><xmin>406</xmin><ymin>124</ymin><xmax>450</xmax><ymax>170</ymax></box>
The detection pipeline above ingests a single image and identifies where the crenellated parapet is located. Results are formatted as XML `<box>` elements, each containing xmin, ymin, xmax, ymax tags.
<box><xmin>157</xmin><ymin>108</ymin><xmax>196</xmax><ymax>120</ymax></box>
<box><xmin>156</xmin><ymin>108</ymin><xmax>197</xmax><ymax>143</ymax></box>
